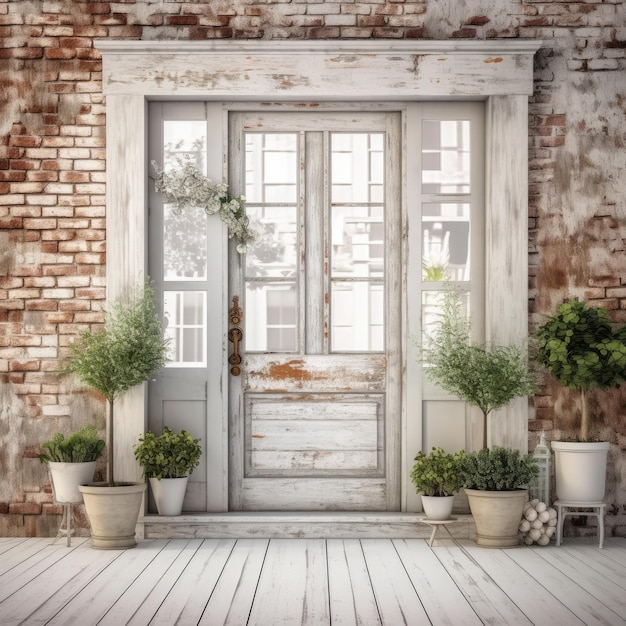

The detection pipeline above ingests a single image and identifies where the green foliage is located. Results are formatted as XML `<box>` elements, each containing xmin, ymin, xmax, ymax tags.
<box><xmin>410</xmin><ymin>447</ymin><xmax>463</xmax><ymax>496</ymax></box>
<box><xmin>64</xmin><ymin>281</ymin><xmax>170</xmax><ymax>485</ymax></box>
<box><xmin>65</xmin><ymin>282</ymin><xmax>170</xmax><ymax>405</ymax></box>
<box><xmin>40</xmin><ymin>426</ymin><xmax>105</xmax><ymax>463</ymax></box>
<box><xmin>418</xmin><ymin>289</ymin><xmax>537</xmax><ymax>447</ymax></box>
<box><xmin>536</xmin><ymin>300</ymin><xmax>626</xmax><ymax>393</ymax></box>
<box><xmin>535</xmin><ymin>300</ymin><xmax>626</xmax><ymax>441</ymax></box>
<box><xmin>457</xmin><ymin>446</ymin><xmax>538</xmax><ymax>491</ymax></box>
<box><xmin>134</xmin><ymin>427</ymin><xmax>202</xmax><ymax>480</ymax></box>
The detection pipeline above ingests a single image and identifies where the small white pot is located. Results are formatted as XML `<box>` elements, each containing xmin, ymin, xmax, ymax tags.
<box><xmin>551</xmin><ymin>441</ymin><xmax>609</xmax><ymax>503</ymax></box>
<box><xmin>48</xmin><ymin>461</ymin><xmax>97</xmax><ymax>504</ymax></box>
<box><xmin>149</xmin><ymin>476</ymin><xmax>189</xmax><ymax>516</ymax></box>
<box><xmin>421</xmin><ymin>495</ymin><xmax>455</xmax><ymax>521</ymax></box>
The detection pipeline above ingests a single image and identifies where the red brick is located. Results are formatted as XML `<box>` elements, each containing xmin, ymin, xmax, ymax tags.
<box><xmin>9</xmin><ymin>502</ymin><xmax>41</xmax><ymax>515</ymax></box>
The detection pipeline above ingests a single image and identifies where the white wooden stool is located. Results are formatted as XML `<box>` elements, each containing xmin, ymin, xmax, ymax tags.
<box><xmin>555</xmin><ymin>501</ymin><xmax>606</xmax><ymax>549</ymax></box>
<box><xmin>419</xmin><ymin>517</ymin><xmax>460</xmax><ymax>547</ymax></box>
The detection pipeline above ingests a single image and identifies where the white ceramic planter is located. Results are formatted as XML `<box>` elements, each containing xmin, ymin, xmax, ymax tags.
<box><xmin>79</xmin><ymin>482</ymin><xmax>146</xmax><ymax>549</ymax></box>
<box><xmin>551</xmin><ymin>441</ymin><xmax>609</xmax><ymax>503</ymax></box>
<box><xmin>421</xmin><ymin>495</ymin><xmax>455</xmax><ymax>521</ymax></box>
<box><xmin>465</xmin><ymin>488</ymin><xmax>528</xmax><ymax>548</ymax></box>
<box><xmin>48</xmin><ymin>461</ymin><xmax>97</xmax><ymax>504</ymax></box>
<box><xmin>149</xmin><ymin>476</ymin><xmax>189</xmax><ymax>516</ymax></box>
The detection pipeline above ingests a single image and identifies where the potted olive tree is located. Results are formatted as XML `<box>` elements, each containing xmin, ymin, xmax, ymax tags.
<box><xmin>410</xmin><ymin>447</ymin><xmax>463</xmax><ymax>521</ymax></box>
<box><xmin>418</xmin><ymin>289</ymin><xmax>538</xmax><ymax>546</ymax></box>
<box><xmin>40</xmin><ymin>426</ymin><xmax>105</xmax><ymax>504</ymax></box>
<box><xmin>536</xmin><ymin>299</ymin><xmax>626</xmax><ymax>503</ymax></box>
<box><xmin>66</xmin><ymin>282</ymin><xmax>170</xmax><ymax>549</ymax></box>
<box><xmin>134</xmin><ymin>427</ymin><xmax>202</xmax><ymax>516</ymax></box>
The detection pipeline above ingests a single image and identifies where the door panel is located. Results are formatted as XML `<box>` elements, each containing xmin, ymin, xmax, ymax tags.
<box><xmin>229</xmin><ymin>111</ymin><xmax>402</xmax><ymax>511</ymax></box>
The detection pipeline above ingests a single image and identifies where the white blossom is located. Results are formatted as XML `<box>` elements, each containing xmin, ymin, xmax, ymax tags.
<box><xmin>152</xmin><ymin>156</ymin><xmax>256</xmax><ymax>253</ymax></box>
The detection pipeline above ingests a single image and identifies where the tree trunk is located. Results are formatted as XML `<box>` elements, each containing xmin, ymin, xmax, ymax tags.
<box><xmin>106</xmin><ymin>398</ymin><xmax>114</xmax><ymax>487</ymax></box>
<box><xmin>580</xmin><ymin>389</ymin><xmax>589</xmax><ymax>442</ymax></box>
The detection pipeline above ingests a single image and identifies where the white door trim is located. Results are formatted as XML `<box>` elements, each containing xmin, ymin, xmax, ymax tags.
<box><xmin>99</xmin><ymin>40</ymin><xmax>541</xmax><ymax>521</ymax></box>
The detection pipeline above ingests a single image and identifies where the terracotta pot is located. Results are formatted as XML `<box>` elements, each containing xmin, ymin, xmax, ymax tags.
<box><xmin>421</xmin><ymin>495</ymin><xmax>455</xmax><ymax>521</ymax></box>
<box><xmin>48</xmin><ymin>461</ymin><xmax>97</xmax><ymax>504</ymax></box>
<box><xmin>465</xmin><ymin>488</ymin><xmax>528</xmax><ymax>548</ymax></box>
<box><xmin>149</xmin><ymin>476</ymin><xmax>188</xmax><ymax>516</ymax></box>
<box><xmin>551</xmin><ymin>441</ymin><xmax>609</xmax><ymax>503</ymax></box>
<box><xmin>79</xmin><ymin>482</ymin><xmax>146</xmax><ymax>550</ymax></box>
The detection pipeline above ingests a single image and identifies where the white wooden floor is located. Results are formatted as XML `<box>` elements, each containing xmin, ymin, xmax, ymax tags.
<box><xmin>1</xmin><ymin>536</ymin><xmax>625</xmax><ymax>626</ymax></box>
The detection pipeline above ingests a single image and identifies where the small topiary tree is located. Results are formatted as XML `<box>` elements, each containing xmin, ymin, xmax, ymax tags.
<box><xmin>535</xmin><ymin>299</ymin><xmax>626</xmax><ymax>441</ymax></box>
<box><xmin>65</xmin><ymin>282</ymin><xmax>170</xmax><ymax>487</ymax></box>
<box><xmin>418</xmin><ymin>289</ymin><xmax>538</xmax><ymax>449</ymax></box>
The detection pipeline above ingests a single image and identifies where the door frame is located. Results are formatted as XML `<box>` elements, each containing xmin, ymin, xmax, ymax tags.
<box><xmin>97</xmin><ymin>40</ymin><xmax>541</xmax><ymax>524</ymax></box>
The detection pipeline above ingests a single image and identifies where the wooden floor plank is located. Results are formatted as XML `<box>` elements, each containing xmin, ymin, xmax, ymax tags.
<box><xmin>199</xmin><ymin>538</ymin><xmax>270</xmax><ymax>626</ymax></box>
<box><xmin>361</xmin><ymin>539</ymin><xmax>431</xmax><ymax>625</ymax></box>
<box><xmin>392</xmin><ymin>539</ymin><xmax>483</xmax><ymax>626</ymax></box>
<box><xmin>506</xmin><ymin>544</ymin><xmax>626</xmax><ymax>625</ymax></box>
<box><xmin>0</xmin><ymin>536</ymin><xmax>625</xmax><ymax>625</ymax></box>
<box><xmin>43</xmin><ymin>540</ymin><xmax>170</xmax><ymax>626</ymax></box>
<box><xmin>462</xmin><ymin>541</ymin><xmax>586</xmax><ymax>625</ymax></box>
<box><xmin>327</xmin><ymin>539</ymin><xmax>381</xmax><ymax>626</ymax></box>
<box><xmin>248</xmin><ymin>539</ymin><xmax>330</xmax><ymax>626</ymax></box>
<box><xmin>0</xmin><ymin>537</ymin><xmax>62</xmax><ymax>577</ymax></box>
<box><xmin>433</xmin><ymin>540</ymin><xmax>533</xmax><ymax>624</ymax></box>
<box><xmin>147</xmin><ymin>539</ymin><xmax>236</xmax><ymax>625</ymax></box>
<box><xmin>0</xmin><ymin>539</ymin><xmax>90</xmax><ymax>603</ymax></box>
<box><xmin>98</xmin><ymin>539</ymin><xmax>201</xmax><ymax>625</ymax></box>
<box><xmin>558</xmin><ymin>541</ymin><xmax>626</xmax><ymax>590</ymax></box>
<box><xmin>3</xmin><ymin>546</ymin><xmax>123</xmax><ymax>625</ymax></box>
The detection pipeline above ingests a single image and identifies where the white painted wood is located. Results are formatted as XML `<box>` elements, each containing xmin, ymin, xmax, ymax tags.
<box><xmin>433</xmin><ymin>540</ymin><xmax>532</xmax><ymax>624</ymax></box>
<box><xmin>44</xmin><ymin>540</ymin><xmax>170</xmax><ymax>626</ymax></box>
<box><xmin>199</xmin><ymin>539</ymin><xmax>269</xmax><ymax>626</ymax></box>
<box><xmin>2</xmin><ymin>537</ymin><xmax>625</xmax><ymax>625</ymax></box>
<box><xmin>392</xmin><ymin>538</ymin><xmax>482</xmax><ymax>625</ymax></box>
<box><xmin>327</xmin><ymin>539</ymin><xmax>381</xmax><ymax>625</ymax></box>
<box><xmin>361</xmin><ymin>539</ymin><xmax>431</xmax><ymax>624</ymax></box>
<box><xmin>98</xmin><ymin>41</ymin><xmax>540</xmax><ymax>99</ymax></box>
<box><xmin>462</xmin><ymin>540</ymin><xmax>585</xmax><ymax>625</ymax></box>
<box><xmin>229</xmin><ymin>111</ymin><xmax>402</xmax><ymax>511</ymax></box>
<box><xmin>106</xmin><ymin>95</ymin><xmax>147</xmax><ymax>488</ymax></box>
<box><xmin>512</xmin><ymin>543</ymin><xmax>626</xmax><ymax>623</ymax></box>
<box><xmin>143</xmin><ymin>511</ymin><xmax>475</xmax><ymax>539</ymax></box>
<box><xmin>247</xmin><ymin>539</ymin><xmax>330</xmax><ymax>626</ymax></box>
<box><xmin>485</xmin><ymin>95</ymin><xmax>530</xmax><ymax>451</ymax></box>
<box><xmin>150</xmin><ymin>539</ymin><xmax>236</xmax><ymax>625</ymax></box>
<box><xmin>98</xmin><ymin>539</ymin><xmax>198</xmax><ymax>625</ymax></box>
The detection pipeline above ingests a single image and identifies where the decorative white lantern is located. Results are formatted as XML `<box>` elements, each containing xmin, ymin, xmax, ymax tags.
<box><xmin>531</xmin><ymin>432</ymin><xmax>551</xmax><ymax>505</ymax></box>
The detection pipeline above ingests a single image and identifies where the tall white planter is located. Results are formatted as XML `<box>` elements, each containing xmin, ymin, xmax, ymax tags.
<box><xmin>48</xmin><ymin>461</ymin><xmax>97</xmax><ymax>504</ymax></box>
<box><xmin>551</xmin><ymin>441</ymin><xmax>609</xmax><ymax>503</ymax></box>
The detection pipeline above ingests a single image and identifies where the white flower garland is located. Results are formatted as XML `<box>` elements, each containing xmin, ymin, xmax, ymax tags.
<box><xmin>152</xmin><ymin>156</ymin><xmax>255</xmax><ymax>253</ymax></box>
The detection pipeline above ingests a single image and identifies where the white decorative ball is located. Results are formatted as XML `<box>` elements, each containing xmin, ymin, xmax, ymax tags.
<box><xmin>519</xmin><ymin>501</ymin><xmax>555</xmax><ymax>546</ymax></box>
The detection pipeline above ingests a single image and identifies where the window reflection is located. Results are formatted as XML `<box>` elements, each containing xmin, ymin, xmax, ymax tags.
<box><xmin>163</xmin><ymin>291</ymin><xmax>207</xmax><ymax>366</ymax></box>
<box><xmin>421</xmin><ymin>120</ymin><xmax>470</xmax><ymax>194</ymax></box>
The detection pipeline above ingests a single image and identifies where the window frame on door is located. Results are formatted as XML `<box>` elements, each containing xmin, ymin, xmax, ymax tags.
<box><xmin>98</xmin><ymin>40</ymin><xmax>540</xmax><ymax>515</ymax></box>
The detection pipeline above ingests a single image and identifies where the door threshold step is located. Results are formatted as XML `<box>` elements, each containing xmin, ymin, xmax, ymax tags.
<box><xmin>141</xmin><ymin>511</ymin><xmax>476</xmax><ymax>539</ymax></box>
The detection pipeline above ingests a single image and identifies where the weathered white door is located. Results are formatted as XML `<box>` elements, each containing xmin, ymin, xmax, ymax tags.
<box><xmin>228</xmin><ymin>111</ymin><xmax>402</xmax><ymax>511</ymax></box>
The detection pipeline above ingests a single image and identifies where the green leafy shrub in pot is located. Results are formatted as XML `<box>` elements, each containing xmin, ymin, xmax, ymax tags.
<box><xmin>410</xmin><ymin>447</ymin><xmax>463</xmax><ymax>497</ymax></box>
<box><xmin>535</xmin><ymin>299</ymin><xmax>626</xmax><ymax>441</ymax></box>
<box><xmin>458</xmin><ymin>446</ymin><xmax>538</xmax><ymax>491</ymax></box>
<box><xmin>134</xmin><ymin>427</ymin><xmax>202</xmax><ymax>480</ymax></box>
<box><xmin>40</xmin><ymin>426</ymin><xmax>105</xmax><ymax>464</ymax></box>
